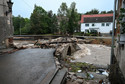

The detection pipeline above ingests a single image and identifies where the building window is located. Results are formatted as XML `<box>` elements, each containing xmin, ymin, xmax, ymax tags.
<box><xmin>85</xmin><ymin>24</ymin><xmax>89</xmax><ymax>27</ymax></box>
<box><xmin>92</xmin><ymin>23</ymin><xmax>95</xmax><ymax>26</ymax></box>
<box><xmin>102</xmin><ymin>23</ymin><xmax>105</xmax><ymax>26</ymax></box>
<box><xmin>106</xmin><ymin>23</ymin><xmax>110</xmax><ymax>26</ymax></box>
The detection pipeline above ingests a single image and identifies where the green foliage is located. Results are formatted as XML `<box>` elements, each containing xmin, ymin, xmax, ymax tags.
<box><xmin>84</xmin><ymin>9</ymin><xmax>113</xmax><ymax>15</ymax></box>
<box><xmin>13</xmin><ymin>15</ymin><xmax>30</xmax><ymax>35</ymax></box>
<box><xmin>13</xmin><ymin>3</ymin><xmax>80</xmax><ymax>35</ymax></box>
<box><xmin>21</xmin><ymin>19</ymin><xmax>31</xmax><ymax>34</ymax></box>
<box><xmin>85</xmin><ymin>9</ymin><xmax>99</xmax><ymax>15</ymax></box>
<box><xmin>30</xmin><ymin>5</ymin><xmax>58</xmax><ymax>34</ymax></box>
<box><xmin>67</xmin><ymin>62</ymin><xmax>95</xmax><ymax>72</ymax></box>
<box><xmin>57</xmin><ymin>2</ymin><xmax>80</xmax><ymax>35</ymax></box>
<box><xmin>48</xmin><ymin>11</ymin><xmax>58</xmax><ymax>34</ymax></box>
<box><xmin>57</xmin><ymin>2</ymin><xmax>68</xmax><ymax>34</ymax></box>
<box><xmin>30</xmin><ymin>5</ymin><xmax>48</xmax><ymax>34</ymax></box>
<box><xmin>118</xmin><ymin>8</ymin><xmax>125</xmax><ymax>34</ymax></box>
<box><xmin>68</xmin><ymin>2</ymin><xmax>80</xmax><ymax>35</ymax></box>
<box><xmin>52</xmin><ymin>14</ymin><xmax>58</xmax><ymax>34</ymax></box>
<box><xmin>100</xmin><ymin>11</ymin><xmax>107</xmax><ymax>14</ymax></box>
<box><xmin>73</xmin><ymin>32</ymin><xmax>82</xmax><ymax>36</ymax></box>
<box><xmin>107</xmin><ymin>10</ymin><xmax>113</xmax><ymax>14</ymax></box>
<box><xmin>58</xmin><ymin>3</ymin><xmax>68</xmax><ymax>16</ymax></box>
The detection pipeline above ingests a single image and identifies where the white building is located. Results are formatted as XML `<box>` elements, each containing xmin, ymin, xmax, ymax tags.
<box><xmin>80</xmin><ymin>14</ymin><xmax>113</xmax><ymax>34</ymax></box>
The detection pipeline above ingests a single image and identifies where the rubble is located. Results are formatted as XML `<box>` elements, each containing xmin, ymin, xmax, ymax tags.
<box><xmin>12</xmin><ymin>37</ymin><xmax>111</xmax><ymax>84</ymax></box>
<box><xmin>76</xmin><ymin>73</ymin><xmax>87</xmax><ymax>79</ymax></box>
<box><xmin>54</xmin><ymin>57</ymin><xmax>62</xmax><ymax>69</ymax></box>
<box><xmin>13</xmin><ymin>42</ymin><xmax>40</xmax><ymax>49</ymax></box>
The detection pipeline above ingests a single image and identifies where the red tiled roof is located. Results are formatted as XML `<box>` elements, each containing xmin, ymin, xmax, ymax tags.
<box><xmin>81</xmin><ymin>14</ymin><xmax>113</xmax><ymax>23</ymax></box>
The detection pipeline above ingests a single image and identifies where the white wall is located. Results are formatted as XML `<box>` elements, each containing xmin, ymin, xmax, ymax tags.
<box><xmin>81</xmin><ymin>22</ymin><xmax>113</xmax><ymax>33</ymax></box>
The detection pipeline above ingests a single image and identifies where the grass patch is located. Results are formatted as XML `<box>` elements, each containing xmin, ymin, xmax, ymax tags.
<box><xmin>67</xmin><ymin>62</ymin><xmax>95</xmax><ymax>72</ymax></box>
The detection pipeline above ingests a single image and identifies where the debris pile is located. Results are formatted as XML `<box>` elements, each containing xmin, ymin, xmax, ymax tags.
<box><xmin>12</xmin><ymin>37</ymin><xmax>111</xmax><ymax>83</ymax></box>
<box><xmin>65</xmin><ymin>62</ymin><xmax>110</xmax><ymax>84</ymax></box>
<box><xmin>13</xmin><ymin>42</ymin><xmax>36</xmax><ymax>49</ymax></box>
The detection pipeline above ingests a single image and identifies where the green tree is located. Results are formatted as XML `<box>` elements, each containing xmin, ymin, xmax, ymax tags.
<box><xmin>13</xmin><ymin>15</ymin><xmax>27</xmax><ymax>35</ymax></box>
<box><xmin>100</xmin><ymin>11</ymin><xmax>107</xmax><ymax>14</ymax></box>
<box><xmin>57</xmin><ymin>2</ymin><xmax>68</xmax><ymax>34</ymax></box>
<box><xmin>47</xmin><ymin>10</ymin><xmax>58</xmax><ymax>34</ymax></box>
<box><xmin>30</xmin><ymin>5</ymin><xmax>49</xmax><ymax>34</ymax></box>
<box><xmin>85</xmin><ymin>9</ymin><xmax>99</xmax><ymax>15</ymax></box>
<box><xmin>67</xmin><ymin>2</ymin><xmax>80</xmax><ymax>34</ymax></box>
<box><xmin>21</xmin><ymin>18</ymin><xmax>31</xmax><ymax>34</ymax></box>
<box><xmin>107</xmin><ymin>10</ymin><xmax>113</xmax><ymax>13</ymax></box>
<box><xmin>51</xmin><ymin>14</ymin><xmax>58</xmax><ymax>34</ymax></box>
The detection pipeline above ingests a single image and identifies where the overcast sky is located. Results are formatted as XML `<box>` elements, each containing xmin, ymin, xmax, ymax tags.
<box><xmin>12</xmin><ymin>0</ymin><xmax>114</xmax><ymax>18</ymax></box>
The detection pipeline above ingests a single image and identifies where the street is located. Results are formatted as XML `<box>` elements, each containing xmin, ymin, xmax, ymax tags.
<box><xmin>0</xmin><ymin>49</ymin><xmax>56</xmax><ymax>84</ymax></box>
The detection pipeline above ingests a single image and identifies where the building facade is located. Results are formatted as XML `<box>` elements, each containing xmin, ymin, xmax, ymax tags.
<box><xmin>81</xmin><ymin>14</ymin><xmax>113</xmax><ymax>34</ymax></box>
<box><xmin>0</xmin><ymin>0</ymin><xmax>13</xmax><ymax>49</ymax></box>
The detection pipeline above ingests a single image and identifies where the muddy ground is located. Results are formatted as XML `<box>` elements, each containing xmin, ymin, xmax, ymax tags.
<box><xmin>73</xmin><ymin>44</ymin><xmax>111</xmax><ymax>66</ymax></box>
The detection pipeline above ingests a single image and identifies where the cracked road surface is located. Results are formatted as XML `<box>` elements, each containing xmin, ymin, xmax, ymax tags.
<box><xmin>0</xmin><ymin>49</ymin><xmax>56</xmax><ymax>84</ymax></box>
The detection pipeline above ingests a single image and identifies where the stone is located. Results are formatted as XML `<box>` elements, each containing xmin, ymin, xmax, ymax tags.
<box><xmin>68</xmin><ymin>72</ymin><xmax>75</xmax><ymax>75</ymax></box>
<box><xmin>75</xmin><ymin>79</ymin><xmax>84</xmax><ymax>84</ymax></box>
<box><xmin>76</xmin><ymin>73</ymin><xmax>87</xmax><ymax>78</ymax></box>
<box><xmin>88</xmin><ymin>72</ymin><xmax>107</xmax><ymax>79</ymax></box>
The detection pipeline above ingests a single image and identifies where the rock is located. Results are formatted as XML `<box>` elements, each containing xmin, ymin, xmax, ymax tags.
<box><xmin>13</xmin><ymin>43</ymin><xmax>23</xmax><ymax>49</ymax></box>
<box><xmin>56</xmin><ymin>61</ymin><xmax>60</xmax><ymax>65</ymax></box>
<box><xmin>68</xmin><ymin>72</ymin><xmax>75</xmax><ymax>75</ymax></box>
<box><xmin>89</xmin><ymin>74</ymin><xmax>94</xmax><ymax>79</ymax></box>
<box><xmin>75</xmin><ymin>79</ymin><xmax>84</xmax><ymax>84</ymax></box>
<box><xmin>76</xmin><ymin>73</ymin><xmax>87</xmax><ymax>79</ymax></box>
<box><xmin>86</xmin><ymin>80</ymin><xmax>98</xmax><ymax>84</ymax></box>
<box><xmin>72</xmin><ymin>75</ymin><xmax>77</xmax><ymax>81</ymax></box>
<box><xmin>66</xmin><ymin>81</ymin><xmax>79</xmax><ymax>84</ymax></box>
<box><xmin>88</xmin><ymin>72</ymin><xmax>107</xmax><ymax>79</ymax></box>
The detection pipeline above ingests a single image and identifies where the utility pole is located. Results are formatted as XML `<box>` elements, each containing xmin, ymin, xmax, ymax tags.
<box><xmin>20</xmin><ymin>23</ymin><xmax>21</xmax><ymax>35</ymax></box>
<box><xmin>110</xmin><ymin>0</ymin><xmax>117</xmax><ymax>65</ymax></box>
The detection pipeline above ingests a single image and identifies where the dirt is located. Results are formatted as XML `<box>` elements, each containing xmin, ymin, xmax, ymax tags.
<box><xmin>90</xmin><ymin>39</ymin><xmax>112</xmax><ymax>46</ymax></box>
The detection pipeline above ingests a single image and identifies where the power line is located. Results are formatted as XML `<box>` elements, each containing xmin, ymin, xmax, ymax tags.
<box><xmin>21</xmin><ymin>0</ymin><xmax>33</xmax><ymax>9</ymax></box>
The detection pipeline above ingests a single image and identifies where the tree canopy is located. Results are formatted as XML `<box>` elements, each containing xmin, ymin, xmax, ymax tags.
<box><xmin>13</xmin><ymin>15</ymin><xmax>30</xmax><ymax>35</ymax></box>
<box><xmin>85</xmin><ymin>9</ymin><xmax>99</xmax><ymax>15</ymax></box>
<box><xmin>84</xmin><ymin>9</ymin><xmax>113</xmax><ymax>15</ymax></box>
<box><xmin>57</xmin><ymin>2</ymin><xmax>80</xmax><ymax>35</ymax></box>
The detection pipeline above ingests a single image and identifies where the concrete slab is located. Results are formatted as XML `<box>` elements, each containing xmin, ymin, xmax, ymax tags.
<box><xmin>0</xmin><ymin>49</ymin><xmax>56</xmax><ymax>84</ymax></box>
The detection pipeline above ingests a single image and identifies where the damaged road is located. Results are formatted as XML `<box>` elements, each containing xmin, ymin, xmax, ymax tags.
<box><xmin>6</xmin><ymin>37</ymin><xmax>111</xmax><ymax>84</ymax></box>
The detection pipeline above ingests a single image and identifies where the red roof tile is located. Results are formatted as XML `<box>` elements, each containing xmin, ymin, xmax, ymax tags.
<box><xmin>81</xmin><ymin>14</ymin><xmax>113</xmax><ymax>23</ymax></box>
